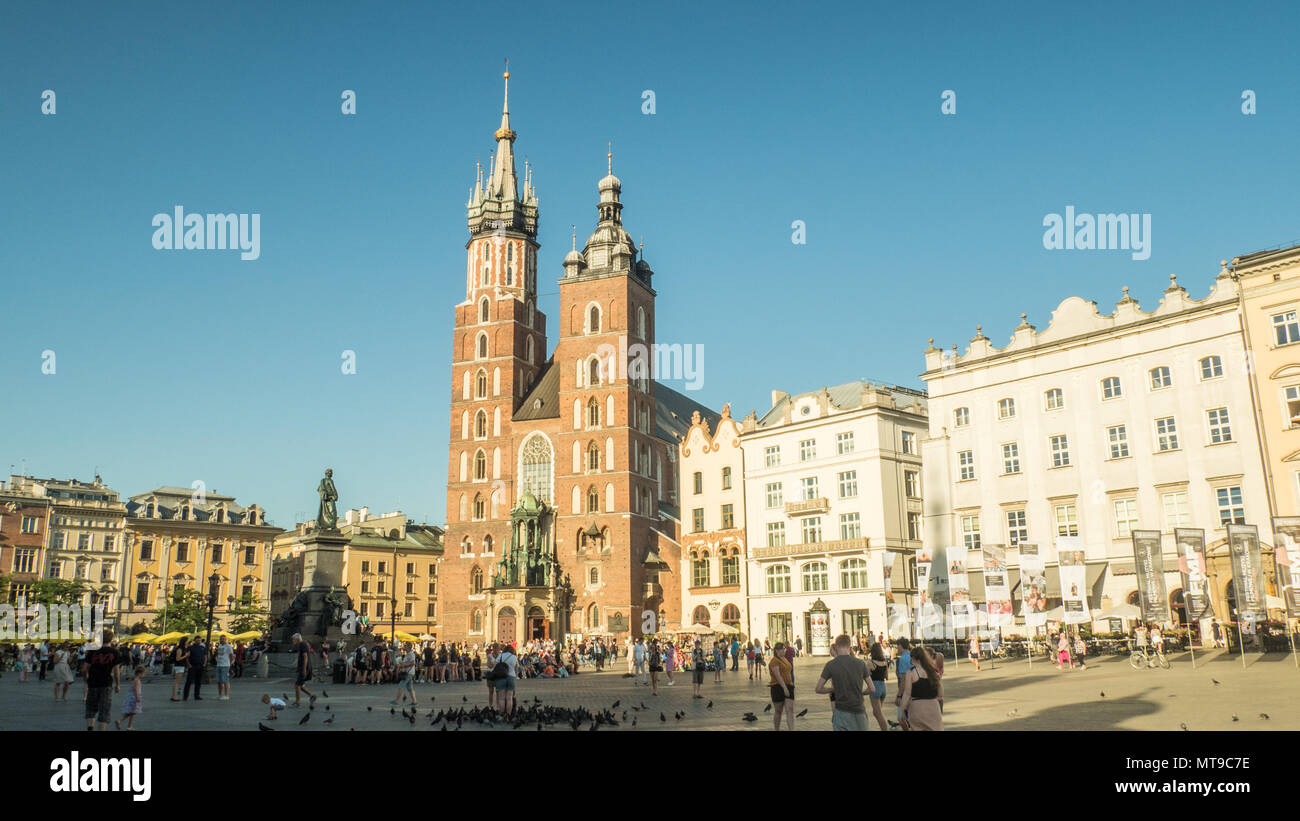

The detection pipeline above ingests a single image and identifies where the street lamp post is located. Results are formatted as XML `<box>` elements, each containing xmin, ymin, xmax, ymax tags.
<box><xmin>204</xmin><ymin>572</ymin><xmax>220</xmax><ymax>648</ymax></box>
<box><xmin>390</xmin><ymin>543</ymin><xmax>398</xmax><ymax>644</ymax></box>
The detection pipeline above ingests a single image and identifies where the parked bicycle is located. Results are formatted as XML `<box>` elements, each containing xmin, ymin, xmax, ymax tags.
<box><xmin>1129</xmin><ymin>645</ymin><xmax>1169</xmax><ymax>670</ymax></box>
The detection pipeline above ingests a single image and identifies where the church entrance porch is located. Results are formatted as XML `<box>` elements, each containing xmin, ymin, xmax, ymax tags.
<box><xmin>528</xmin><ymin>605</ymin><xmax>549</xmax><ymax>640</ymax></box>
<box><xmin>497</xmin><ymin>606</ymin><xmax>517</xmax><ymax>645</ymax></box>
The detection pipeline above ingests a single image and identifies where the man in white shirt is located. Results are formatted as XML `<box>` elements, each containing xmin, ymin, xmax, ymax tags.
<box><xmin>495</xmin><ymin>645</ymin><xmax>519</xmax><ymax>716</ymax></box>
<box><xmin>632</xmin><ymin>638</ymin><xmax>647</xmax><ymax>686</ymax></box>
<box><xmin>215</xmin><ymin>636</ymin><xmax>234</xmax><ymax>700</ymax></box>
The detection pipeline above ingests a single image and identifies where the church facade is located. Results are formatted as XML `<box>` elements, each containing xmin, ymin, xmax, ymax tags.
<box><xmin>439</xmin><ymin>73</ymin><xmax>717</xmax><ymax>644</ymax></box>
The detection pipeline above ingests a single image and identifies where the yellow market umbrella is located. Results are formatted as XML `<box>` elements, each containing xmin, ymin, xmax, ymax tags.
<box><xmin>231</xmin><ymin>630</ymin><xmax>262</xmax><ymax>642</ymax></box>
<box><xmin>128</xmin><ymin>633</ymin><xmax>157</xmax><ymax>644</ymax></box>
<box><xmin>378</xmin><ymin>630</ymin><xmax>421</xmax><ymax>643</ymax></box>
<box><xmin>151</xmin><ymin>631</ymin><xmax>189</xmax><ymax>645</ymax></box>
<box><xmin>206</xmin><ymin>630</ymin><xmax>236</xmax><ymax>641</ymax></box>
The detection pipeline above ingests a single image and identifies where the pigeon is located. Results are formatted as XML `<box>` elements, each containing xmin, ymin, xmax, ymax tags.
<box><xmin>660</xmin><ymin>712</ymin><xmax>666</xmax><ymax>722</ymax></box>
<box><xmin>1231</xmin><ymin>714</ymin><xmax>1239</xmax><ymax>722</ymax></box>
<box><xmin>390</xmin><ymin>708</ymin><xmax>396</xmax><ymax>715</ymax></box>
<box><xmin>310</xmin><ymin>704</ymin><xmax>316</xmax><ymax>711</ymax></box>
<box><xmin>763</xmin><ymin>704</ymin><xmax>772</xmax><ymax>712</ymax></box>
<box><xmin>283</xmin><ymin>693</ymin><xmax>289</xmax><ymax>701</ymax></box>
<box><xmin>706</xmin><ymin>701</ymin><xmax>713</xmax><ymax>709</ymax></box>
<box><xmin>299</xmin><ymin>713</ymin><xmax>311</xmax><ymax>725</ymax></box>
<box><xmin>1099</xmin><ymin>692</ymin><xmax>1105</xmax><ymax>698</ymax></box>
<box><xmin>742</xmin><ymin>713</ymin><xmax>758</xmax><ymax>722</ymax></box>
<box><xmin>1212</xmin><ymin>679</ymin><xmax>1220</xmax><ymax>686</ymax></box>
<box><xmin>323</xmin><ymin>715</ymin><xmax>335</xmax><ymax>725</ymax></box>
<box><xmin>367</xmin><ymin>706</ymin><xmax>373</xmax><ymax>712</ymax></box>
<box><xmin>795</xmin><ymin>708</ymin><xmax>808</xmax><ymax>718</ymax></box>
<box><xmin>675</xmin><ymin>712</ymin><xmax>682</xmax><ymax>720</ymax></box>
<box><xmin>463</xmin><ymin>696</ymin><xmax>468</xmax><ymax>703</ymax></box>
<box><xmin>1006</xmin><ymin>708</ymin><xmax>1020</xmax><ymax>717</ymax></box>
<box><xmin>258</xmin><ymin>722</ymin><xmax>275</xmax><ymax>731</ymax></box>
<box><xmin>409</xmin><ymin>713</ymin><xmax>415</xmax><ymax>725</ymax></box>
<box><xmin>1179</xmin><ymin>723</ymin><xmax>1188</xmax><ymax>731</ymax></box>
<box><xmin>631</xmin><ymin>717</ymin><xmax>637</xmax><ymax>726</ymax></box>
<box><xmin>612</xmin><ymin>700</ymin><xmax>620</xmax><ymax>708</ymax></box>
<box><xmin>1260</xmin><ymin>713</ymin><xmax>1270</xmax><ymax>720</ymax></box>
<box><xmin>322</xmin><ymin>690</ymin><xmax>329</xmax><ymax>698</ymax></box>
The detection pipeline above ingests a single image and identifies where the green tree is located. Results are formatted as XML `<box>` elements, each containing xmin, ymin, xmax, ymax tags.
<box><xmin>151</xmin><ymin>588</ymin><xmax>208</xmax><ymax>634</ymax></box>
<box><xmin>29</xmin><ymin>578</ymin><xmax>89</xmax><ymax>606</ymax></box>
<box><xmin>227</xmin><ymin>592</ymin><xmax>269</xmax><ymax>634</ymax></box>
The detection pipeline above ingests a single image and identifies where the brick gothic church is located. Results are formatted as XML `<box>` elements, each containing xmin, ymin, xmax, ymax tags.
<box><xmin>439</xmin><ymin>73</ymin><xmax>717</xmax><ymax>645</ymax></box>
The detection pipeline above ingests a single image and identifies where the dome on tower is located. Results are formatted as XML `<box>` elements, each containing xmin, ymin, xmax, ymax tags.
<box><xmin>598</xmin><ymin>172</ymin><xmax>621</xmax><ymax>193</ymax></box>
<box><xmin>564</xmin><ymin>248</ymin><xmax>585</xmax><ymax>265</ymax></box>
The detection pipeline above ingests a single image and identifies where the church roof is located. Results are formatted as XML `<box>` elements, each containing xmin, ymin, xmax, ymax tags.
<box><xmin>514</xmin><ymin>359</ymin><xmax>561</xmax><ymax>421</ymax></box>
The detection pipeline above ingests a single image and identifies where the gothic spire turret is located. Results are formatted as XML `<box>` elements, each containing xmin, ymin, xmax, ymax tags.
<box><xmin>466</xmin><ymin>65</ymin><xmax>537</xmax><ymax>238</ymax></box>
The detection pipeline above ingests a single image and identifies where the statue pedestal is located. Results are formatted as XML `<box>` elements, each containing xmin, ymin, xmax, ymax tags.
<box><xmin>274</xmin><ymin>530</ymin><xmax>351</xmax><ymax>648</ymax></box>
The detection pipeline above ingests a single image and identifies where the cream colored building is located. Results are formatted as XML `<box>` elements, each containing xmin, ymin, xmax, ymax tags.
<box><xmin>1231</xmin><ymin>245</ymin><xmax>1300</xmax><ymax>519</ymax></box>
<box><xmin>677</xmin><ymin>405</ymin><xmax>748</xmax><ymax>632</ymax></box>
<box><xmin>6</xmin><ymin>475</ymin><xmax>128</xmax><ymax>622</ymax></box>
<box><xmin>120</xmin><ymin>486</ymin><xmax>281</xmax><ymax>632</ymax></box>
<box><xmin>740</xmin><ymin>382</ymin><xmax>927</xmax><ymax>651</ymax></box>
<box><xmin>921</xmin><ymin>269</ymin><xmax>1275</xmax><ymax>632</ymax></box>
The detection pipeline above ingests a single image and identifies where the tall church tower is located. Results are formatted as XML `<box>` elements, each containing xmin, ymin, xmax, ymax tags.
<box><xmin>442</xmin><ymin>70</ymin><xmax>547</xmax><ymax>639</ymax></box>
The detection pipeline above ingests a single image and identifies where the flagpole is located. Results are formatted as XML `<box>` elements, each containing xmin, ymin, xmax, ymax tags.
<box><xmin>1236</xmin><ymin>617</ymin><xmax>1247</xmax><ymax>671</ymax></box>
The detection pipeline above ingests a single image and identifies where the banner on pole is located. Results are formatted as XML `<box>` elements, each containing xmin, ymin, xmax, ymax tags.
<box><xmin>1174</xmin><ymin>528</ymin><xmax>1214</xmax><ymax>622</ymax></box>
<box><xmin>949</xmin><ymin>545</ymin><xmax>974</xmax><ymax>629</ymax></box>
<box><xmin>1226</xmin><ymin>523</ymin><xmax>1268</xmax><ymax>626</ymax></box>
<box><xmin>1057</xmin><ymin>536</ymin><xmax>1089</xmax><ymax>624</ymax></box>
<box><xmin>983</xmin><ymin>543</ymin><xmax>1012</xmax><ymax>627</ymax></box>
<box><xmin>915</xmin><ymin>545</ymin><xmax>950</xmax><ymax>639</ymax></box>
<box><xmin>1019</xmin><ymin>542</ymin><xmax>1048</xmax><ymax>628</ymax></box>
<box><xmin>1131</xmin><ymin>529</ymin><xmax>1169</xmax><ymax>624</ymax></box>
<box><xmin>1271</xmin><ymin>516</ymin><xmax>1300</xmax><ymax>619</ymax></box>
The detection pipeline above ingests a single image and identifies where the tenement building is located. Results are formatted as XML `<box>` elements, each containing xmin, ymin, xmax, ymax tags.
<box><xmin>677</xmin><ymin>405</ymin><xmax>748</xmax><ymax>633</ymax></box>
<box><xmin>920</xmin><ymin>268</ymin><xmax>1277</xmax><ymax>635</ymax></box>
<box><xmin>0</xmin><ymin>477</ymin><xmax>53</xmax><ymax>604</ymax></box>
<box><xmin>439</xmin><ymin>72</ymin><xmax>716</xmax><ymax>644</ymax></box>
<box><xmin>121</xmin><ymin>486</ymin><xmax>281</xmax><ymax>632</ymax></box>
<box><xmin>740</xmin><ymin>382</ymin><xmax>927</xmax><ymax>652</ymax></box>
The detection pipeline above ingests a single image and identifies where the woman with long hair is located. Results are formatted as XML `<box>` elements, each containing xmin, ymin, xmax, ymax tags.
<box><xmin>170</xmin><ymin>638</ymin><xmax>188</xmax><ymax>702</ymax></box>
<box><xmin>899</xmin><ymin>644</ymin><xmax>944</xmax><ymax>731</ymax></box>
<box><xmin>866</xmin><ymin>641</ymin><xmax>890</xmax><ymax>731</ymax></box>
<box><xmin>768</xmin><ymin>641</ymin><xmax>795</xmax><ymax>731</ymax></box>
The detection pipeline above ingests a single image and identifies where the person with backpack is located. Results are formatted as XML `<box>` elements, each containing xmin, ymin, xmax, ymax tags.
<box><xmin>647</xmin><ymin>639</ymin><xmax>663</xmax><ymax>695</ymax></box>
<box><xmin>746</xmin><ymin>641</ymin><xmax>756</xmax><ymax>680</ymax></box>
<box><xmin>492</xmin><ymin>644</ymin><xmax>518</xmax><ymax>716</ymax></box>
<box><xmin>390</xmin><ymin>643</ymin><xmax>419</xmax><ymax>707</ymax></box>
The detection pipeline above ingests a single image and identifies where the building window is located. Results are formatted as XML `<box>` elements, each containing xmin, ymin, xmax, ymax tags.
<box><xmin>140</xmin><ymin>540</ymin><xmax>154</xmax><ymax>561</ymax></box>
<box><xmin>427</xmin><ymin>603</ymin><xmax>437</xmax><ymax>618</ymax></box>
<box><xmin>722</xmin><ymin>603</ymin><xmax>741</xmax><ymax>624</ymax></box>
<box><xmin>836</xmin><ymin>432</ymin><xmax>855</xmax><ymax>455</ymax></box>
<box><xmin>765</xmin><ymin>482</ymin><xmax>783</xmax><ymax>508</ymax></box>
<box><xmin>1114</xmin><ymin>498</ymin><xmax>1139</xmax><ymax>538</ymax></box>
<box><xmin>692</xmin><ymin>557</ymin><xmax>710</xmax><ymax>587</ymax></box>
<box><xmin>839</xmin><ymin>470</ymin><xmax>858</xmax><ymax>498</ymax></box>
<box><xmin>587</xmin><ymin>398</ymin><xmax>600</xmax><ymax>428</ymax></box>
<box><xmin>245</xmin><ymin>546</ymin><xmax>256</xmax><ymax>565</ymax></box>
<box><xmin>1207</xmin><ymin>407</ymin><xmax>1233</xmax><ymax>444</ymax></box>
<box><xmin>521</xmin><ymin>434</ymin><xmax>553</xmax><ymax>503</ymax></box>
<box><xmin>764</xmin><ymin>446</ymin><xmax>780</xmax><ymax>467</ymax></box>
<box><xmin>1006</xmin><ymin>510</ymin><xmax>1028</xmax><ymax>546</ymax></box>
<box><xmin>14</xmin><ymin>549</ymin><xmax>37</xmax><ymax>574</ymax></box>
<box><xmin>1273</xmin><ymin>310</ymin><xmax>1300</xmax><ymax>346</ymax></box>
<box><xmin>721</xmin><ymin>466</ymin><xmax>732</xmax><ymax>490</ymax></box>
<box><xmin>907</xmin><ymin>512</ymin><xmax>922</xmax><ymax>541</ymax></box>
<box><xmin>958</xmin><ymin>450</ymin><xmax>975</xmax><ymax>480</ymax></box>
<box><xmin>721</xmin><ymin>504</ymin><xmax>734</xmax><ymax>529</ymax></box>
<box><xmin>801</xmin><ymin>561</ymin><xmax>829</xmax><ymax>592</ymax></box>
<box><xmin>904</xmin><ymin>470</ymin><xmax>920</xmax><ymax>497</ymax></box>
<box><xmin>135</xmin><ymin>582</ymin><xmax>149</xmax><ymax>606</ymax></box>
<box><xmin>176</xmin><ymin>542</ymin><xmax>190</xmax><ymax>563</ymax></box>
<box><xmin>78</xmin><ymin>533</ymin><xmax>91</xmax><ymax>550</ymax></box>
<box><xmin>1200</xmin><ymin>356</ymin><xmax>1223</xmax><ymax>380</ymax></box>
<box><xmin>839</xmin><ymin>512</ymin><xmax>861</xmax><ymax>540</ymax></box>
<box><xmin>1149</xmin><ymin>366</ymin><xmax>1172</xmax><ymax>390</ymax></box>
<box><xmin>588</xmin><ymin>442</ymin><xmax>601</xmax><ymax>472</ymax></box>
<box><xmin>960</xmin><ymin>515</ymin><xmax>981</xmax><ymax>550</ymax></box>
<box><xmin>901</xmin><ymin>431</ymin><xmax>916</xmax><ymax>455</ymax></box>
<box><xmin>801</xmin><ymin>517</ymin><xmax>822</xmax><ymax>544</ymax></box>
<box><xmin>766</xmin><ymin>565</ymin><xmax>792</xmax><ymax>594</ymax></box>
<box><xmin>954</xmin><ymin>407</ymin><xmax>970</xmax><ymax>427</ymax></box>
<box><xmin>799</xmin><ymin>439</ymin><xmax>816</xmax><ymax>462</ymax></box>
<box><xmin>470</xmin><ymin>566</ymin><xmax>484</xmax><ymax>594</ymax></box>
<box><xmin>801</xmin><ymin>476</ymin><xmax>820</xmax><ymax>501</ymax></box>
<box><xmin>474</xmin><ymin>494</ymin><xmax>486</xmax><ymax>519</ymax></box>
<box><xmin>586</xmin><ymin>486</ymin><xmax>599</xmax><ymax>513</ymax></box>
<box><xmin>1050</xmin><ymin>435</ymin><xmax>1071</xmax><ymax>467</ymax></box>
<box><xmin>1001</xmin><ymin>443</ymin><xmax>1020</xmax><ymax>475</ymax></box>
<box><xmin>1162</xmin><ymin>491</ymin><xmax>1190</xmax><ymax>530</ymax></box>
<box><xmin>998</xmin><ymin>397</ymin><xmax>1016</xmax><ymax>419</ymax></box>
<box><xmin>1216</xmin><ymin>486</ymin><xmax>1245</xmax><ymax>525</ymax></box>
<box><xmin>588</xmin><ymin>304</ymin><xmax>601</xmax><ymax>334</ymax></box>
<box><xmin>766</xmin><ymin>522</ymin><xmax>786</xmax><ymax>547</ymax></box>
<box><xmin>1054</xmin><ymin>503</ymin><xmax>1079</xmax><ymax>537</ymax></box>
<box><xmin>721</xmin><ymin>555</ymin><xmax>740</xmax><ymax>586</ymax></box>
<box><xmin>693</xmin><ymin>472</ymin><xmax>703</xmax><ymax>494</ymax></box>
<box><xmin>692</xmin><ymin>508</ymin><xmax>704</xmax><ymax>533</ymax></box>
<box><xmin>20</xmin><ymin>516</ymin><xmax>38</xmax><ymax>534</ymax></box>
<box><xmin>1286</xmin><ymin>386</ymin><xmax>1300</xmax><ymax>428</ymax></box>
<box><xmin>1155</xmin><ymin>417</ymin><xmax>1179</xmax><ymax>451</ymax></box>
<box><xmin>838</xmin><ymin>557</ymin><xmax>868</xmax><ymax>590</ymax></box>
<box><xmin>1045</xmin><ymin>388</ymin><xmax>1064</xmax><ymax>410</ymax></box>
<box><xmin>1107</xmin><ymin>425</ymin><xmax>1130</xmax><ymax>459</ymax></box>
<box><xmin>1102</xmin><ymin>376</ymin><xmax>1122</xmax><ymax>399</ymax></box>
<box><xmin>211</xmin><ymin>544</ymin><xmax>223</xmax><ymax>563</ymax></box>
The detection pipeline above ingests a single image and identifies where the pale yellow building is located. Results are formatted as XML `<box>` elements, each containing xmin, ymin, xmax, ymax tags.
<box><xmin>120</xmin><ymin>486</ymin><xmax>281</xmax><ymax>632</ymax></box>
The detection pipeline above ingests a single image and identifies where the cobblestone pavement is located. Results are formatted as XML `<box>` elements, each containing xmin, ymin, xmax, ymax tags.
<box><xmin>1</xmin><ymin>649</ymin><xmax>1295</xmax><ymax>731</ymax></box>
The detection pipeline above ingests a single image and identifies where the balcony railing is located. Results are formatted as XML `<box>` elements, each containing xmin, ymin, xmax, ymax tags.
<box><xmin>784</xmin><ymin>497</ymin><xmax>829</xmax><ymax>516</ymax></box>
<box><xmin>752</xmin><ymin>536</ymin><xmax>869</xmax><ymax>559</ymax></box>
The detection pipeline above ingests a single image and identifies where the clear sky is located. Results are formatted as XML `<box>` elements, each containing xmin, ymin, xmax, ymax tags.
<box><xmin>2</xmin><ymin>1</ymin><xmax>1298</xmax><ymax>527</ymax></box>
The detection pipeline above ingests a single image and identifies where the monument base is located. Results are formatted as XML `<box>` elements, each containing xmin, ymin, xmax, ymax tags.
<box><xmin>272</xmin><ymin>529</ymin><xmax>352</xmax><ymax>649</ymax></box>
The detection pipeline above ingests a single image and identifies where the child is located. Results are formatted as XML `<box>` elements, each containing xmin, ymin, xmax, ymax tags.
<box><xmin>262</xmin><ymin>693</ymin><xmax>287</xmax><ymax>720</ymax></box>
<box><xmin>116</xmin><ymin>666</ymin><xmax>145</xmax><ymax>730</ymax></box>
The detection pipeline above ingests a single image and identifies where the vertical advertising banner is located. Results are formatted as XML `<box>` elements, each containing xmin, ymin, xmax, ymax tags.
<box><xmin>882</xmin><ymin>551</ymin><xmax>911</xmax><ymax>637</ymax></box>
<box><xmin>1057</xmin><ymin>536</ymin><xmax>1089</xmax><ymax>624</ymax></box>
<box><xmin>1019</xmin><ymin>542</ymin><xmax>1048</xmax><ymax>628</ymax></box>
<box><xmin>1226</xmin><ymin>523</ymin><xmax>1268</xmax><ymax>628</ymax></box>
<box><xmin>983</xmin><ymin>543</ymin><xmax>1012</xmax><ymax>627</ymax></box>
<box><xmin>1131</xmin><ymin>530</ymin><xmax>1169</xmax><ymax>624</ymax></box>
<box><xmin>1174</xmin><ymin>528</ymin><xmax>1214</xmax><ymax>621</ymax></box>
<box><xmin>949</xmin><ymin>545</ymin><xmax>974</xmax><ymax>629</ymax></box>
<box><xmin>915</xmin><ymin>545</ymin><xmax>950</xmax><ymax>639</ymax></box>
<box><xmin>1271</xmin><ymin>517</ymin><xmax>1300</xmax><ymax>619</ymax></box>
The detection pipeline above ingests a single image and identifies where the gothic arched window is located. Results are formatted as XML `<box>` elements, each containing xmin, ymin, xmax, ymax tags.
<box><xmin>586</xmin><ymin>486</ymin><xmax>599</xmax><ymax>513</ymax></box>
<box><xmin>589</xmin><ymin>305</ymin><xmax>601</xmax><ymax>334</ymax></box>
<box><xmin>476</xmin><ymin>369</ymin><xmax>488</xmax><ymax>398</ymax></box>
<box><xmin>520</xmin><ymin>433</ymin><xmax>553</xmax><ymax>502</ymax></box>
<box><xmin>479</xmin><ymin>297</ymin><xmax>490</xmax><ymax>323</ymax></box>
<box><xmin>587</xmin><ymin>441</ymin><xmax>600</xmax><ymax>471</ymax></box>
<box><xmin>506</xmin><ymin>243</ymin><xmax>515</xmax><ymax>285</ymax></box>
<box><xmin>587</xmin><ymin>398</ymin><xmax>600</xmax><ymax>428</ymax></box>
<box><xmin>476</xmin><ymin>333</ymin><xmax>488</xmax><ymax>359</ymax></box>
<box><xmin>637</xmin><ymin>306</ymin><xmax>646</xmax><ymax>339</ymax></box>
<box><xmin>475</xmin><ymin>410</ymin><xmax>488</xmax><ymax>439</ymax></box>
<box><xmin>474</xmin><ymin>450</ymin><xmax>487</xmax><ymax>480</ymax></box>
<box><xmin>588</xmin><ymin>357</ymin><xmax>601</xmax><ymax>386</ymax></box>
<box><xmin>473</xmin><ymin>494</ymin><xmax>486</xmax><ymax>520</ymax></box>
<box><xmin>471</xmin><ymin>566</ymin><xmax>484</xmax><ymax>594</ymax></box>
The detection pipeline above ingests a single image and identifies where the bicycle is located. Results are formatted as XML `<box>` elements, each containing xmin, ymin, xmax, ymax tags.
<box><xmin>1129</xmin><ymin>645</ymin><xmax>1169</xmax><ymax>670</ymax></box>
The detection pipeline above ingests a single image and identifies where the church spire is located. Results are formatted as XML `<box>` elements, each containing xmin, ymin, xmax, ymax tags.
<box><xmin>467</xmin><ymin>64</ymin><xmax>537</xmax><ymax>238</ymax></box>
<box><xmin>489</xmin><ymin>62</ymin><xmax>518</xmax><ymax>199</ymax></box>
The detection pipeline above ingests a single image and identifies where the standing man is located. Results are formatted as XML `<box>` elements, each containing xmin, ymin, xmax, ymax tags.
<box><xmin>81</xmin><ymin>632</ymin><xmax>120</xmax><ymax>731</ymax></box>
<box><xmin>632</xmin><ymin>636</ymin><xmax>647</xmax><ymax>686</ymax></box>
<box><xmin>893</xmin><ymin>637</ymin><xmax>912</xmax><ymax>726</ymax></box>
<box><xmin>183</xmin><ymin>637</ymin><xmax>207</xmax><ymax>701</ymax></box>
<box><xmin>814</xmin><ymin>634</ymin><xmax>870</xmax><ymax>731</ymax></box>
<box><xmin>496</xmin><ymin>642</ymin><xmax>519</xmax><ymax>717</ymax></box>
<box><xmin>730</xmin><ymin>637</ymin><xmax>740</xmax><ymax>672</ymax></box>
<box><xmin>291</xmin><ymin>633</ymin><xmax>317</xmax><ymax>706</ymax></box>
<box><xmin>215</xmin><ymin>635</ymin><xmax>234</xmax><ymax>700</ymax></box>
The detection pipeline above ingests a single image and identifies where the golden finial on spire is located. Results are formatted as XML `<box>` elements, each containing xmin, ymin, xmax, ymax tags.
<box><xmin>607</xmin><ymin>140</ymin><xmax>613</xmax><ymax>174</ymax></box>
<box><xmin>571</xmin><ymin>224</ymin><xmax>577</xmax><ymax>251</ymax></box>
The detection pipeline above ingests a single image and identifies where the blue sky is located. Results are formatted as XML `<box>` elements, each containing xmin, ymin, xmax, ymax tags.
<box><xmin>2</xmin><ymin>0</ymin><xmax>1298</xmax><ymax>527</ymax></box>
